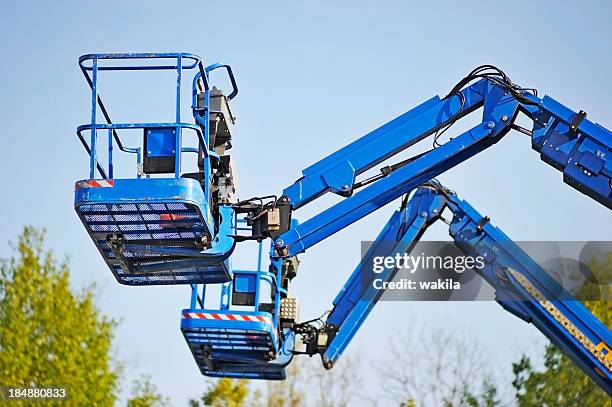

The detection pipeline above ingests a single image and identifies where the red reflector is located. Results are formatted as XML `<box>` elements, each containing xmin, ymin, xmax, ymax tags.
<box><xmin>75</xmin><ymin>180</ymin><xmax>115</xmax><ymax>189</ymax></box>
<box><xmin>160</xmin><ymin>213</ymin><xmax>189</xmax><ymax>221</ymax></box>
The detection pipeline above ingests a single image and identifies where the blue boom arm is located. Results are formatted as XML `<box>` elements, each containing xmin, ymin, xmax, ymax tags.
<box><xmin>272</xmin><ymin>67</ymin><xmax>611</xmax><ymax>258</ymax></box>
<box><xmin>73</xmin><ymin>56</ymin><xmax>611</xmax><ymax>385</ymax></box>
<box><xmin>446</xmin><ymin>184</ymin><xmax>612</xmax><ymax>394</ymax></box>
<box><xmin>308</xmin><ymin>182</ymin><xmax>611</xmax><ymax>394</ymax></box>
<box><xmin>317</xmin><ymin>187</ymin><xmax>447</xmax><ymax>367</ymax></box>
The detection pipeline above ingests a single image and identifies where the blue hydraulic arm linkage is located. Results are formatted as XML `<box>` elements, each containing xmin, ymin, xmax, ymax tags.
<box><xmin>73</xmin><ymin>55</ymin><xmax>611</xmax><ymax>385</ymax></box>
<box><xmin>303</xmin><ymin>181</ymin><xmax>611</xmax><ymax>395</ymax></box>
<box><xmin>270</xmin><ymin>66</ymin><xmax>611</xmax><ymax>258</ymax></box>
<box><xmin>232</xmin><ymin>65</ymin><xmax>611</xmax><ymax>388</ymax></box>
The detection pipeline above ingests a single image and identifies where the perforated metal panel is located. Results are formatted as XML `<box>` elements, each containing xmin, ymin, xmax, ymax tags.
<box><xmin>182</xmin><ymin>323</ymin><xmax>284</xmax><ymax>379</ymax></box>
<box><xmin>76</xmin><ymin>201</ymin><xmax>229</xmax><ymax>285</ymax></box>
<box><xmin>183</xmin><ymin>326</ymin><xmax>275</xmax><ymax>358</ymax></box>
<box><xmin>198</xmin><ymin>361</ymin><xmax>286</xmax><ymax>380</ymax></box>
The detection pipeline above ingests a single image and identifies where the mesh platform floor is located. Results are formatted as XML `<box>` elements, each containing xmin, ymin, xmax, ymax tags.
<box><xmin>183</xmin><ymin>325</ymin><xmax>283</xmax><ymax>380</ymax></box>
<box><xmin>77</xmin><ymin>201</ymin><xmax>229</xmax><ymax>285</ymax></box>
<box><xmin>183</xmin><ymin>326</ymin><xmax>276</xmax><ymax>361</ymax></box>
<box><xmin>200</xmin><ymin>362</ymin><xmax>286</xmax><ymax>380</ymax></box>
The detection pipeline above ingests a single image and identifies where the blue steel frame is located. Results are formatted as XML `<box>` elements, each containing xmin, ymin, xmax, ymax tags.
<box><xmin>74</xmin><ymin>178</ymin><xmax>235</xmax><ymax>283</ymax></box>
<box><xmin>276</xmin><ymin>79</ymin><xmax>611</xmax><ymax>257</ymax></box>
<box><xmin>74</xmin><ymin>55</ymin><xmax>611</xmax><ymax>385</ymax></box>
<box><xmin>267</xmin><ymin>74</ymin><xmax>610</xmax><ymax>389</ymax></box>
<box><xmin>77</xmin><ymin>53</ymin><xmax>239</xmax><ymax>182</ymax></box>
<box><xmin>447</xmin><ymin>189</ymin><xmax>611</xmax><ymax>395</ymax></box>
<box><xmin>78</xmin><ymin>53</ymin><xmax>207</xmax><ymax>180</ymax></box>
<box><xmin>322</xmin><ymin>187</ymin><xmax>447</xmax><ymax>368</ymax></box>
<box><xmin>317</xmin><ymin>183</ymin><xmax>611</xmax><ymax>394</ymax></box>
<box><xmin>74</xmin><ymin>53</ymin><xmax>240</xmax><ymax>285</ymax></box>
<box><xmin>190</xmin><ymin>240</ymin><xmax>284</xmax><ymax>333</ymax></box>
<box><xmin>181</xmin><ymin>240</ymin><xmax>289</xmax><ymax>376</ymax></box>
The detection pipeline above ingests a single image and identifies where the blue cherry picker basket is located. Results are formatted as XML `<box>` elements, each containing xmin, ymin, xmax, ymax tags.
<box><xmin>75</xmin><ymin>178</ymin><xmax>232</xmax><ymax>285</ymax></box>
<box><xmin>181</xmin><ymin>309</ymin><xmax>278</xmax><ymax>363</ymax></box>
<box><xmin>74</xmin><ymin>53</ymin><xmax>238</xmax><ymax>285</ymax></box>
<box><xmin>181</xmin><ymin>265</ymin><xmax>292</xmax><ymax>379</ymax></box>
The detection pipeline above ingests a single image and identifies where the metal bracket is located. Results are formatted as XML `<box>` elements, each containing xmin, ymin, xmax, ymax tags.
<box><xmin>569</xmin><ymin>110</ymin><xmax>587</xmax><ymax>135</ymax></box>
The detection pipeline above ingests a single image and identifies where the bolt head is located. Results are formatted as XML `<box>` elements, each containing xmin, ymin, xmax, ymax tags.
<box><xmin>486</xmin><ymin>122</ymin><xmax>495</xmax><ymax>129</ymax></box>
<box><xmin>275</xmin><ymin>240</ymin><xmax>285</xmax><ymax>247</ymax></box>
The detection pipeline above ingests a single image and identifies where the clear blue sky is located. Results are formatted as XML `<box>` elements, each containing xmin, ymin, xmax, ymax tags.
<box><xmin>1</xmin><ymin>1</ymin><xmax>610</xmax><ymax>405</ymax></box>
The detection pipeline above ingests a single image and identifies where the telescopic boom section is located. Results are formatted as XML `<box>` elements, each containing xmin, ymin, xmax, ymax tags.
<box><xmin>445</xmin><ymin>188</ymin><xmax>611</xmax><ymax>395</ymax></box>
<box><xmin>304</xmin><ymin>183</ymin><xmax>611</xmax><ymax>395</ymax></box>
<box><xmin>271</xmin><ymin>67</ymin><xmax>611</xmax><ymax>258</ymax></box>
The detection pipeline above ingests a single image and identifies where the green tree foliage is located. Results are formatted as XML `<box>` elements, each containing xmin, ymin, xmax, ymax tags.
<box><xmin>447</xmin><ymin>377</ymin><xmax>500</xmax><ymax>407</ymax></box>
<box><xmin>0</xmin><ymin>227</ymin><xmax>120</xmax><ymax>405</ymax></box>
<box><xmin>400</xmin><ymin>399</ymin><xmax>417</xmax><ymax>407</ymax></box>
<box><xmin>127</xmin><ymin>375</ymin><xmax>169</xmax><ymax>407</ymax></box>
<box><xmin>512</xmin><ymin>254</ymin><xmax>612</xmax><ymax>407</ymax></box>
<box><xmin>189</xmin><ymin>378</ymin><xmax>250</xmax><ymax>407</ymax></box>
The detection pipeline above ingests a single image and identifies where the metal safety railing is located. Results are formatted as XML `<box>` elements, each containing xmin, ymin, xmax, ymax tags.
<box><xmin>77</xmin><ymin>52</ymin><xmax>239</xmax><ymax>181</ymax></box>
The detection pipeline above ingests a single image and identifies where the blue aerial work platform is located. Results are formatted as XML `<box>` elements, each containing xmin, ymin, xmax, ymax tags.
<box><xmin>74</xmin><ymin>53</ymin><xmax>239</xmax><ymax>285</ymax></box>
<box><xmin>75</xmin><ymin>57</ymin><xmax>611</xmax><ymax>392</ymax></box>
<box><xmin>181</xmin><ymin>245</ymin><xmax>294</xmax><ymax>380</ymax></box>
<box><xmin>315</xmin><ymin>182</ymin><xmax>611</xmax><ymax>393</ymax></box>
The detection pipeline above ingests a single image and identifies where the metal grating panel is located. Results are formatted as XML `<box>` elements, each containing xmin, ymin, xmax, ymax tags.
<box><xmin>183</xmin><ymin>326</ymin><xmax>274</xmax><ymax>355</ymax></box>
<box><xmin>76</xmin><ymin>201</ymin><xmax>230</xmax><ymax>285</ymax></box>
<box><xmin>199</xmin><ymin>363</ymin><xmax>286</xmax><ymax>380</ymax></box>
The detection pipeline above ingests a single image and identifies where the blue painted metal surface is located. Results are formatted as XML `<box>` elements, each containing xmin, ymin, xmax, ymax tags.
<box><xmin>74</xmin><ymin>52</ymin><xmax>239</xmax><ymax>285</ymax></box>
<box><xmin>521</xmin><ymin>94</ymin><xmax>612</xmax><ymax>208</ymax></box>
<box><xmin>74</xmin><ymin>178</ymin><xmax>235</xmax><ymax>285</ymax></box>
<box><xmin>446</xmin><ymin>192</ymin><xmax>612</xmax><ymax>395</ymax></box>
<box><xmin>322</xmin><ymin>188</ymin><xmax>446</xmax><ymax>367</ymax></box>
<box><xmin>74</xmin><ymin>56</ymin><xmax>611</xmax><ymax>388</ymax></box>
<box><xmin>145</xmin><ymin>128</ymin><xmax>177</xmax><ymax>157</ymax></box>
<box><xmin>180</xmin><ymin>259</ymin><xmax>293</xmax><ymax>378</ymax></box>
<box><xmin>181</xmin><ymin>309</ymin><xmax>277</xmax><ymax>362</ymax></box>
<box><xmin>184</xmin><ymin>330</ymin><xmax>294</xmax><ymax>380</ymax></box>
<box><xmin>277</xmin><ymin>79</ymin><xmax>610</xmax><ymax>258</ymax></box>
<box><xmin>318</xmin><ymin>183</ymin><xmax>611</xmax><ymax>393</ymax></box>
<box><xmin>268</xmin><ymin>69</ymin><xmax>609</xmax><ymax>388</ymax></box>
